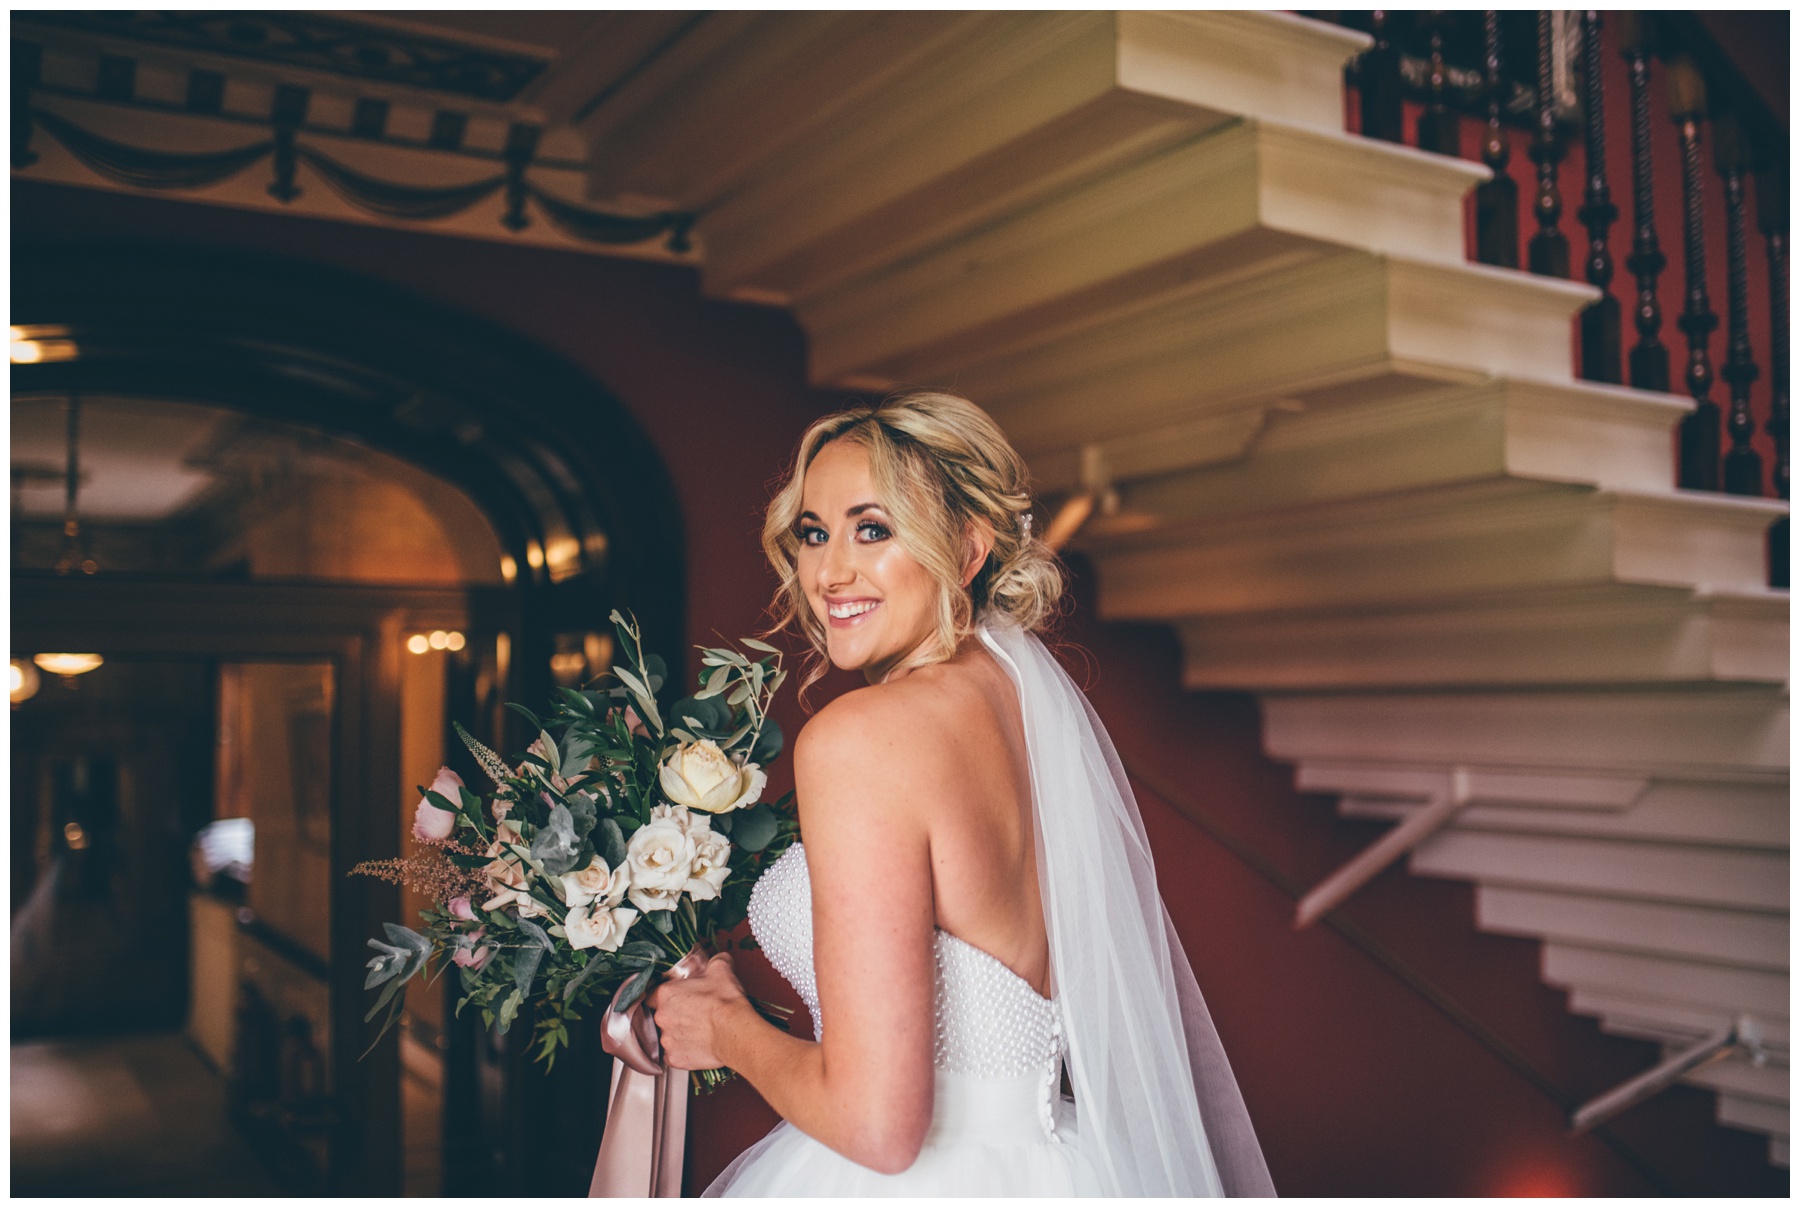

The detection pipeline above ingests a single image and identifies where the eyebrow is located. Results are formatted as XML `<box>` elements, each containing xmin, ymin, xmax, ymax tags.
<box><xmin>797</xmin><ymin>503</ymin><xmax>885</xmax><ymax>524</ymax></box>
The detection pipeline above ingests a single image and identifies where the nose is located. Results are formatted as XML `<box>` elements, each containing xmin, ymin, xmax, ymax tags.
<box><xmin>816</xmin><ymin>531</ymin><xmax>854</xmax><ymax>592</ymax></box>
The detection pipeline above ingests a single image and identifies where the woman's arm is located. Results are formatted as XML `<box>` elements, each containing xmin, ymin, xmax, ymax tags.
<box><xmin>650</xmin><ymin>689</ymin><xmax>939</xmax><ymax>1174</ymax></box>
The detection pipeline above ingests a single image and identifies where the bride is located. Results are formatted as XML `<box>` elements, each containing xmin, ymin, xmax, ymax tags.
<box><xmin>648</xmin><ymin>392</ymin><xmax>1274</xmax><ymax>1196</ymax></box>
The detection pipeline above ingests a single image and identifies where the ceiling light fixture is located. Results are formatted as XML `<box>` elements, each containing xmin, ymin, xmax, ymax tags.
<box><xmin>33</xmin><ymin>652</ymin><xmax>104</xmax><ymax>678</ymax></box>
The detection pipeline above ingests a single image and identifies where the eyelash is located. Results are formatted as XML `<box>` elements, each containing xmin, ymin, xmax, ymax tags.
<box><xmin>797</xmin><ymin>520</ymin><xmax>891</xmax><ymax>546</ymax></box>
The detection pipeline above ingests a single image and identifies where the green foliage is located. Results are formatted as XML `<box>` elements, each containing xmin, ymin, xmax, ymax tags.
<box><xmin>355</xmin><ymin>611</ymin><xmax>800</xmax><ymax>1067</ymax></box>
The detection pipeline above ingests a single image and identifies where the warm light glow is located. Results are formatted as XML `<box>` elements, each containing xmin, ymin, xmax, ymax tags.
<box><xmin>550</xmin><ymin>651</ymin><xmax>586</xmax><ymax>678</ymax></box>
<box><xmin>406</xmin><ymin>634</ymin><xmax>431</xmax><ymax>655</ymax></box>
<box><xmin>429</xmin><ymin>630</ymin><xmax>449</xmax><ymax>650</ymax></box>
<box><xmin>10</xmin><ymin>658</ymin><xmax>41</xmax><ymax>705</ymax></box>
<box><xmin>63</xmin><ymin>821</ymin><xmax>89</xmax><ymax>850</ymax></box>
<box><xmin>499</xmin><ymin>554</ymin><xmax>517</xmax><ymax>584</ymax></box>
<box><xmin>11</xmin><ymin>337</ymin><xmax>77</xmax><ymax>364</ymax></box>
<box><xmin>545</xmin><ymin>536</ymin><xmax>582</xmax><ymax>581</ymax></box>
<box><xmin>33</xmin><ymin>652</ymin><xmax>103</xmax><ymax>677</ymax></box>
<box><xmin>526</xmin><ymin>541</ymin><xmax>545</xmax><ymax>571</ymax></box>
<box><xmin>445</xmin><ymin>631</ymin><xmax>466</xmax><ymax>652</ymax></box>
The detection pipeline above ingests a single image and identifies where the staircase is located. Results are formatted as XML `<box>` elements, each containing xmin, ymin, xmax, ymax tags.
<box><xmin>18</xmin><ymin>6</ymin><xmax>1781</xmax><ymax>1175</ymax></box>
<box><xmin>553</xmin><ymin>11</ymin><xmax>1789</xmax><ymax>1166</ymax></box>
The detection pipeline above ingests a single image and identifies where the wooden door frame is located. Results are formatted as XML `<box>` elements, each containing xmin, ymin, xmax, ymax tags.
<box><xmin>12</xmin><ymin>573</ymin><xmax>503</xmax><ymax>1194</ymax></box>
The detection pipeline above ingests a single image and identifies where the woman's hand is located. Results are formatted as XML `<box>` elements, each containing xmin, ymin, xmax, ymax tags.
<box><xmin>648</xmin><ymin>952</ymin><xmax>753</xmax><ymax>1071</ymax></box>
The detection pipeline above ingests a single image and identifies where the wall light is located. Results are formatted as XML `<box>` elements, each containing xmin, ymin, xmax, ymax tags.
<box><xmin>10</xmin><ymin>327</ymin><xmax>79</xmax><ymax>364</ymax></box>
<box><xmin>445</xmin><ymin>631</ymin><xmax>466</xmax><ymax>651</ymax></box>
<box><xmin>34</xmin><ymin>652</ymin><xmax>104</xmax><ymax>678</ymax></box>
<box><xmin>407</xmin><ymin>634</ymin><xmax>431</xmax><ymax>655</ymax></box>
<box><xmin>407</xmin><ymin>632</ymin><xmax>465</xmax><ymax>655</ymax></box>
<box><xmin>11</xmin><ymin>658</ymin><xmax>41</xmax><ymax>706</ymax></box>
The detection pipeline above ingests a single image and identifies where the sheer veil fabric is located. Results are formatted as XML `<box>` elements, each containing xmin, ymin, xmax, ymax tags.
<box><xmin>979</xmin><ymin>621</ymin><xmax>1275</xmax><ymax>1197</ymax></box>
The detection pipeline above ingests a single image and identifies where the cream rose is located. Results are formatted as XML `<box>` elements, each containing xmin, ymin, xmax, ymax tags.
<box><xmin>685</xmin><ymin>826</ymin><xmax>732</xmax><ymax>901</ymax></box>
<box><xmin>657</xmin><ymin>739</ymin><xmax>765</xmax><ymax>814</ymax></box>
<box><xmin>559</xmin><ymin>856</ymin><xmax>629</xmax><ymax>909</ymax></box>
<box><xmin>481</xmin><ymin>850</ymin><xmax>528</xmax><ymax>912</ymax></box>
<box><xmin>565</xmin><ymin>904</ymin><xmax>638</xmax><ymax>952</ymax></box>
<box><xmin>625</xmin><ymin>813</ymin><xmax>695</xmax><ymax>911</ymax></box>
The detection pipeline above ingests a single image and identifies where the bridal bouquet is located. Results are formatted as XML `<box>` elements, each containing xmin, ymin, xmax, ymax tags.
<box><xmin>354</xmin><ymin>611</ymin><xmax>796</xmax><ymax>1074</ymax></box>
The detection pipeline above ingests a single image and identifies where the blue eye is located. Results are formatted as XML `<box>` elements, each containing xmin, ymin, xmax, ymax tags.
<box><xmin>856</xmin><ymin>521</ymin><xmax>890</xmax><ymax>542</ymax></box>
<box><xmin>798</xmin><ymin>525</ymin><xmax>827</xmax><ymax>546</ymax></box>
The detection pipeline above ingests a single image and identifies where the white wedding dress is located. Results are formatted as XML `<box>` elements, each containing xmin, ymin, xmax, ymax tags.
<box><xmin>704</xmin><ymin>624</ymin><xmax>1274</xmax><ymax>1198</ymax></box>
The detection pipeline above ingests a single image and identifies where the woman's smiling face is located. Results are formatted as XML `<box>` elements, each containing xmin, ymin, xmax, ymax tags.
<box><xmin>795</xmin><ymin>438</ymin><xmax>941</xmax><ymax>683</ymax></box>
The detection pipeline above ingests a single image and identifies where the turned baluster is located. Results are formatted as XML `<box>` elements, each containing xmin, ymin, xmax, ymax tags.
<box><xmin>1528</xmin><ymin>11</ymin><xmax>1570</xmax><ymax>277</ymax></box>
<box><xmin>1416</xmin><ymin>12</ymin><xmax>1461</xmax><ymax>156</ymax></box>
<box><xmin>1668</xmin><ymin>57</ymin><xmax>1720</xmax><ymax>490</ymax></box>
<box><xmin>1359</xmin><ymin>11</ymin><xmax>1405</xmax><ymax>144</ymax></box>
<box><xmin>268</xmin><ymin>84</ymin><xmax>309</xmax><ymax>203</ymax></box>
<box><xmin>1714</xmin><ymin>111</ymin><xmax>1761</xmax><ymax>496</ymax></box>
<box><xmin>1757</xmin><ymin>166</ymin><xmax>1789</xmax><ymax>586</ymax></box>
<box><xmin>1618</xmin><ymin>13</ymin><xmax>1669</xmax><ymax>391</ymax></box>
<box><xmin>14</xmin><ymin>41</ymin><xmax>41</xmax><ymax>169</ymax></box>
<box><xmin>1474</xmin><ymin>11</ymin><xmax>1519</xmax><ymax>267</ymax></box>
<box><xmin>1576</xmin><ymin>12</ymin><xmax>1621</xmax><ymax>382</ymax></box>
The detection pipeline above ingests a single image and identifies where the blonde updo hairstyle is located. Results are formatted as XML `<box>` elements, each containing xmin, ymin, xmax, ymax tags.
<box><xmin>763</xmin><ymin>391</ymin><xmax>1064</xmax><ymax>685</ymax></box>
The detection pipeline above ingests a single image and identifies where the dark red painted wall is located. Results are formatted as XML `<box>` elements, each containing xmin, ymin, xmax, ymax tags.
<box><xmin>13</xmin><ymin>180</ymin><xmax>1782</xmax><ymax>1196</ymax></box>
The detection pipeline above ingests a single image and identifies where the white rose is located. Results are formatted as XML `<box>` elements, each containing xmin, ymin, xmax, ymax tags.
<box><xmin>626</xmin><ymin>814</ymin><xmax>695</xmax><ymax>900</ymax></box>
<box><xmin>685</xmin><ymin>828</ymin><xmax>731</xmax><ymax>901</ymax></box>
<box><xmin>565</xmin><ymin>904</ymin><xmax>638</xmax><ymax>952</ymax></box>
<box><xmin>559</xmin><ymin>856</ymin><xmax>629</xmax><ymax>909</ymax></box>
<box><xmin>657</xmin><ymin>739</ymin><xmax>766</xmax><ymax>814</ymax></box>
<box><xmin>626</xmin><ymin>882</ymin><xmax>682</xmax><ymax>914</ymax></box>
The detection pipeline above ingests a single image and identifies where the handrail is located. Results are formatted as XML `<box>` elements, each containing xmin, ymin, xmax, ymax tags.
<box><xmin>1116</xmin><ymin>752</ymin><xmax>1678</xmax><ymax>1194</ymax></box>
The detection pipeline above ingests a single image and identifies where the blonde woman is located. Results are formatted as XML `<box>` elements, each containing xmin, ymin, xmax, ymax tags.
<box><xmin>650</xmin><ymin>392</ymin><xmax>1273</xmax><ymax>1196</ymax></box>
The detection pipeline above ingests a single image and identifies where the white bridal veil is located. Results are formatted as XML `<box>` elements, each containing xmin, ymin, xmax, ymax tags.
<box><xmin>981</xmin><ymin>622</ymin><xmax>1276</xmax><ymax>1198</ymax></box>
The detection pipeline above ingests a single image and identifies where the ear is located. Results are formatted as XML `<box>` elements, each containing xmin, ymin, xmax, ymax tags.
<box><xmin>960</xmin><ymin>520</ymin><xmax>995</xmax><ymax>588</ymax></box>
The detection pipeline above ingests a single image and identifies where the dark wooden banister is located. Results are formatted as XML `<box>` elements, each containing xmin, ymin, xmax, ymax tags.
<box><xmin>1323</xmin><ymin>10</ymin><xmax>1788</xmax><ymax>584</ymax></box>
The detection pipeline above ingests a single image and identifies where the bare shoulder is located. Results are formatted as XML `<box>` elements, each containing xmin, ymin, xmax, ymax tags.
<box><xmin>793</xmin><ymin>671</ymin><xmax>984</xmax><ymax>832</ymax></box>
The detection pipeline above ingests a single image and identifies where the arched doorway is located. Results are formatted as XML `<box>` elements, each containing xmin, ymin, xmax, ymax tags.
<box><xmin>11</xmin><ymin>243</ymin><xmax>685</xmax><ymax>1195</ymax></box>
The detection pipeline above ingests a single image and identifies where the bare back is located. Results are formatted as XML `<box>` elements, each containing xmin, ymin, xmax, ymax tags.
<box><xmin>814</xmin><ymin>640</ymin><xmax>1048</xmax><ymax>998</ymax></box>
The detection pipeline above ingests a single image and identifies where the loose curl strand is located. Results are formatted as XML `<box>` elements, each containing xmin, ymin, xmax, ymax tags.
<box><xmin>763</xmin><ymin>391</ymin><xmax>1065</xmax><ymax>690</ymax></box>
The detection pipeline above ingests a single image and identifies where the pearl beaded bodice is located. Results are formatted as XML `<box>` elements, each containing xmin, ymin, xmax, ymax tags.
<box><xmin>748</xmin><ymin>844</ymin><xmax>1065</xmax><ymax>1088</ymax></box>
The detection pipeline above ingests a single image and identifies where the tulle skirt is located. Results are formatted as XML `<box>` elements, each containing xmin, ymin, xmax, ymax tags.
<box><xmin>703</xmin><ymin>1069</ymin><xmax>1103</xmax><ymax>1197</ymax></box>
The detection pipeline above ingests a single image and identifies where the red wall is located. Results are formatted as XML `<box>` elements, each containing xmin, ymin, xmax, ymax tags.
<box><xmin>14</xmin><ymin>180</ymin><xmax>1782</xmax><ymax>1195</ymax></box>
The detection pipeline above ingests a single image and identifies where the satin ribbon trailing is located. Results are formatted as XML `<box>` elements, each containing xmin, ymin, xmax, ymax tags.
<box><xmin>589</xmin><ymin>949</ymin><xmax>707</xmax><ymax>1197</ymax></box>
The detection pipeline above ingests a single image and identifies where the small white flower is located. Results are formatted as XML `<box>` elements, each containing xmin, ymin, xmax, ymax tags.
<box><xmin>685</xmin><ymin>827</ymin><xmax>732</xmax><ymax>902</ymax></box>
<box><xmin>565</xmin><ymin>904</ymin><xmax>638</xmax><ymax>952</ymax></box>
<box><xmin>559</xmin><ymin>856</ymin><xmax>629</xmax><ymax>909</ymax></box>
<box><xmin>657</xmin><ymin>739</ymin><xmax>765</xmax><ymax>814</ymax></box>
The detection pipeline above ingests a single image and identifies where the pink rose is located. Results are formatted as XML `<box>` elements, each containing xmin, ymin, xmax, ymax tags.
<box><xmin>453</xmin><ymin>928</ymin><xmax>492</xmax><ymax>969</ymax></box>
<box><xmin>448</xmin><ymin>896</ymin><xmax>477</xmax><ymax>921</ymax></box>
<box><xmin>412</xmin><ymin>766</ymin><xmax>464</xmax><ymax>842</ymax></box>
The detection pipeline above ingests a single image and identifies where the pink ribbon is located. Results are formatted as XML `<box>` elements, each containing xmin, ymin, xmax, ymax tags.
<box><xmin>589</xmin><ymin>949</ymin><xmax>707</xmax><ymax>1198</ymax></box>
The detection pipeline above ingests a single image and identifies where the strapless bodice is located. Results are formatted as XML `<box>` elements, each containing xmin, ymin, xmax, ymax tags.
<box><xmin>747</xmin><ymin>843</ymin><xmax>1066</xmax><ymax>1138</ymax></box>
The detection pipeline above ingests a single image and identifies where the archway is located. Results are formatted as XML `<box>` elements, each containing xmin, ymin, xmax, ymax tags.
<box><xmin>11</xmin><ymin>243</ymin><xmax>686</xmax><ymax>1195</ymax></box>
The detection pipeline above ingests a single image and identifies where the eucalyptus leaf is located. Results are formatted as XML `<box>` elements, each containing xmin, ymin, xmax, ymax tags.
<box><xmin>731</xmin><ymin>803</ymin><xmax>778</xmax><ymax>853</ymax></box>
<box><xmin>740</xmin><ymin>637</ymin><xmax>781</xmax><ymax>655</ymax></box>
<box><xmin>751</xmin><ymin>717</ymin><xmax>784</xmax><ymax>764</ymax></box>
<box><xmin>614</xmin><ymin>967</ymin><xmax>653</xmax><ymax>1014</ymax></box>
<box><xmin>563</xmin><ymin>953</ymin><xmax>611</xmax><ymax>1001</ymax></box>
<box><xmin>530</xmin><ymin>802</ymin><xmax>581</xmax><ymax>876</ymax></box>
<box><xmin>649</xmin><ymin>909</ymin><xmax>673</xmax><ymax>934</ymax></box>
<box><xmin>598</xmin><ymin>818</ymin><xmax>627</xmax><ymax>869</ymax></box>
